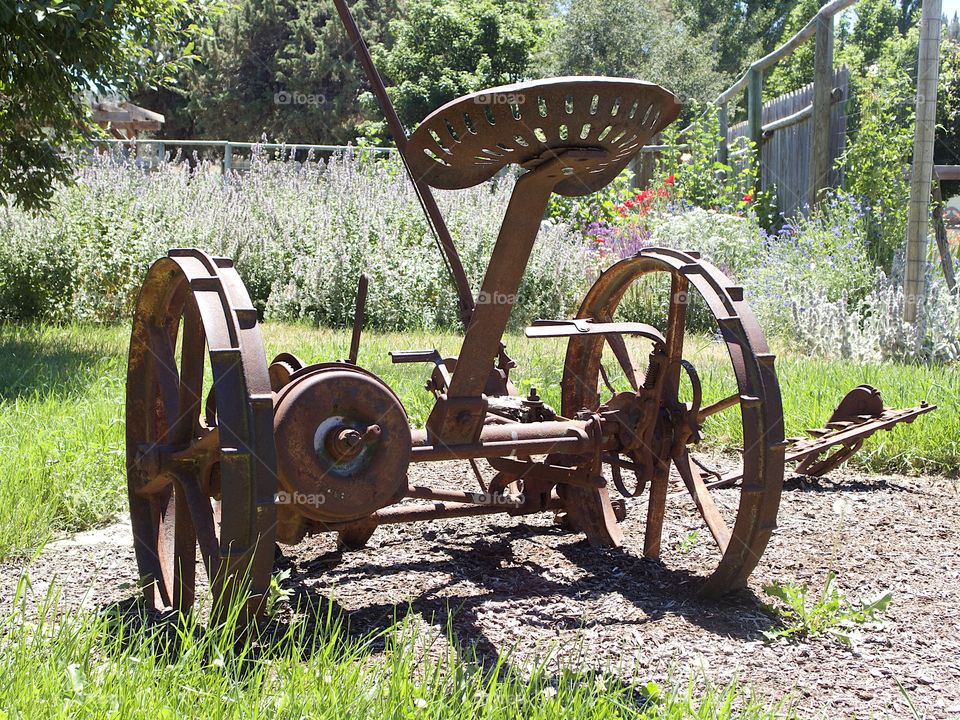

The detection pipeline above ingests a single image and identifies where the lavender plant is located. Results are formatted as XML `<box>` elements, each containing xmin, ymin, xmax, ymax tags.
<box><xmin>745</xmin><ymin>193</ymin><xmax>878</xmax><ymax>334</ymax></box>
<box><xmin>0</xmin><ymin>151</ymin><xmax>593</xmax><ymax>330</ymax></box>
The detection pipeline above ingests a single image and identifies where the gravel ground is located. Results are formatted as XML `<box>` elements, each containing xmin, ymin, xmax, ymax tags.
<box><xmin>3</xmin><ymin>460</ymin><xmax>958</xmax><ymax>719</ymax></box>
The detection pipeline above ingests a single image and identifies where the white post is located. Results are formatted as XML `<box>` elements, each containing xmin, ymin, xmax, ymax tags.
<box><xmin>903</xmin><ymin>0</ymin><xmax>942</xmax><ymax>324</ymax></box>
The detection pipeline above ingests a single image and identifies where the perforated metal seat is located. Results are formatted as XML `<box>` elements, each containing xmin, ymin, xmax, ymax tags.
<box><xmin>406</xmin><ymin>77</ymin><xmax>681</xmax><ymax>197</ymax></box>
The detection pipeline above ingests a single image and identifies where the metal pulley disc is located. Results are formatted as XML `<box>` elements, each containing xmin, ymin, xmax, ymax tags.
<box><xmin>273</xmin><ymin>365</ymin><xmax>411</xmax><ymax>522</ymax></box>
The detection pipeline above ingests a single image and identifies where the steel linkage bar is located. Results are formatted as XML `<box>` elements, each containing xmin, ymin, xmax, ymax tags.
<box><xmin>332</xmin><ymin>0</ymin><xmax>475</xmax><ymax>329</ymax></box>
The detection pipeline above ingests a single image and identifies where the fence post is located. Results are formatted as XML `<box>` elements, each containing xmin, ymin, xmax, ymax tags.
<box><xmin>747</xmin><ymin>68</ymin><xmax>763</xmax><ymax>155</ymax></box>
<box><xmin>809</xmin><ymin>11</ymin><xmax>835</xmax><ymax>207</ymax></box>
<box><xmin>223</xmin><ymin>142</ymin><xmax>233</xmax><ymax>178</ymax></box>
<box><xmin>718</xmin><ymin>101</ymin><xmax>729</xmax><ymax>165</ymax></box>
<box><xmin>904</xmin><ymin>0</ymin><xmax>942</xmax><ymax>324</ymax></box>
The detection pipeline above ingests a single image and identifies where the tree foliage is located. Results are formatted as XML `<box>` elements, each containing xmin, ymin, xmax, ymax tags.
<box><xmin>673</xmin><ymin>0</ymin><xmax>800</xmax><ymax>76</ymax></box>
<box><xmin>947</xmin><ymin>13</ymin><xmax>960</xmax><ymax>42</ymax></box>
<box><xmin>935</xmin><ymin>39</ymin><xmax>960</xmax><ymax>198</ymax></box>
<box><xmin>764</xmin><ymin>0</ymin><xmax>820</xmax><ymax>100</ymax></box>
<box><xmin>369</xmin><ymin>0</ymin><xmax>549</xmax><ymax>133</ymax></box>
<box><xmin>851</xmin><ymin>0</ymin><xmax>901</xmax><ymax>66</ymax></box>
<box><xmin>0</xmin><ymin>0</ymin><xmax>215</xmax><ymax>210</ymax></box>
<box><xmin>544</xmin><ymin>0</ymin><xmax>729</xmax><ymax>112</ymax></box>
<box><xmin>175</xmin><ymin>0</ymin><xmax>400</xmax><ymax>143</ymax></box>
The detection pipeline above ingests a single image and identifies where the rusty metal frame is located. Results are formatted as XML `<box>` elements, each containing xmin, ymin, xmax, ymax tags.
<box><xmin>123</xmin><ymin>0</ymin><xmax>936</xmax><ymax>620</ymax></box>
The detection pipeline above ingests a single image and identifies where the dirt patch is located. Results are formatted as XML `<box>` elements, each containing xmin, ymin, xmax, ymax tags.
<box><xmin>3</xmin><ymin>462</ymin><xmax>959</xmax><ymax>719</ymax></box>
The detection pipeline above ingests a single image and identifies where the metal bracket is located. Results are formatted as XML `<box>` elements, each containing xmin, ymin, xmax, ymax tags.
<box><xmin>525</xmin><ymin>318</ymin><xmax>666</xmax><ymax>348</ymax></box>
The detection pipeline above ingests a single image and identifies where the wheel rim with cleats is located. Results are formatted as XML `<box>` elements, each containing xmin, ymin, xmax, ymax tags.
<box><xmin>126</xmin><ymin>249</ymin><xmax>278</xmax><ymax>620</ymax></box>
<box><xmin>561</xmin><ymin>247</ymin><xmax>785</xmax><ymax>595</ymax></box>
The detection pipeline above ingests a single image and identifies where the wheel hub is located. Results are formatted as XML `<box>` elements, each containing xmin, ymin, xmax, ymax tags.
<box><xmin>273</xmin><ymin>364</ymin><xmax>411</xmax><ymax>522</ymax></box>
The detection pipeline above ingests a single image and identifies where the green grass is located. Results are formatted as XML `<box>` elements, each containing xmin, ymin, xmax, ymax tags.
<box><xmin>0</xmin><ymin>322</ymin><xmax>954</xmax><ymax>560</ymax></box>
<box><xmin>0</xmin><ymin>326</ymin><xmax>129</xmax><ymax>559</ymax></box>
<box><xmin>0</xmin><ymin>578</ymin><xmax>797</xmax><ymax>720</ymax></box>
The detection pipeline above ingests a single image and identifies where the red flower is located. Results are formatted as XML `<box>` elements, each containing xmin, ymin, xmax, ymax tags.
<box><xmin>742</xmin><ymin>193</ymin><xmax>753</xmax><ymax>203</ymax></box>
<box><xmin>665</xmin><ymin>175</ymin><xmax>676</xmax><ymax>185</ymax></box>
<box><xmin>624</xmin><ymin>199</ymin><xmax>635</xmax><ymax>209</ymax></box>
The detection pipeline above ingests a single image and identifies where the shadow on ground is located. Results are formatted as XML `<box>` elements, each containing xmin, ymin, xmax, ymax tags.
<box><xmin>0</xmin><ymin>336</ymin><xmax>118</xmax><ymax>400</ymax></box>
<box><xmin>276</xmin><ymin>521</ymin><xmax>775</xmax><ymax>668</ymax></box>
<box><xmin>95</xmin><ymin>519</ymin><xmax>776</xmax><ymax>680</ymax></box>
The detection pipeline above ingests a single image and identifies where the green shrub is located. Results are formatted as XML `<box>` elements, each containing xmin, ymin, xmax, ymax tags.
<box><xmin>0</xmin><ymin>214</ymin><xmax>78</xmax><ymax>322</ymax></box>
<box><xmin>655</xmin><ymin>102</ymin><xmax>776</xmax><ymax>226</ymax></box>
<box><xmin>837</xmin><ymin>63</ymin><xmax>913</xmax><ymax>271</ymax></box>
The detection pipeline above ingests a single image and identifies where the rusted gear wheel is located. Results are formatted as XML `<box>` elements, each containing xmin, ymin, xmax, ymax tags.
<box><xmin>126</xmin><ymin>249</ymin><xmax>277</xmax><ymax>620</ymax></box>
<box><xmin>561</xmin><ymin>247</ymin><xmax>785</xmax><ymax>596</ymax></box>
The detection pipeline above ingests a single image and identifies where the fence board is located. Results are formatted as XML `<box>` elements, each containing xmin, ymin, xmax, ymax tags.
<box><xmin>730</xmin><ymin>65</ymin><xmax>848</xmax><ymax>217</ymax></box>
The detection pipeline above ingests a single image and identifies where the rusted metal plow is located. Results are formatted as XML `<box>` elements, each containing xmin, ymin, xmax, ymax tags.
<box><xmin>124</xmin><ymin>1</ymin><xmax>935</xmax><ymax>621</ymax></box>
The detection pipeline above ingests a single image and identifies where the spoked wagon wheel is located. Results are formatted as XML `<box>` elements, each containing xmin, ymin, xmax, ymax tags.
<box><xmin>561</xmin><ymin>247</ymin><xmax>785</xmax><ymax>596</ymax></box>
<box><xmin>126</xmin><ymin>249</ymin><xmax>277</xmax><ymax>621</ymax></box>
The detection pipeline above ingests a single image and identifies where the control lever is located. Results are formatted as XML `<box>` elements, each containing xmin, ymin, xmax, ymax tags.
<box><xmin>347</xmin><ymin>273</ymin><xmax>368</xmax><ymax>365</ymax></box>
<box><xmin>389</xmin><ymin>349</ymin><xmax>452</xmax><ymax>393</ymax></box>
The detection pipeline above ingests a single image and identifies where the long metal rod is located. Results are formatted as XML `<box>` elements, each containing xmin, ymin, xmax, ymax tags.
<box><xmin>348</xmin><ymin>273</ymin><xmax>367</xmax><ymax>364</ymax></box>
<box><xmin>406</xmin><ymin>485</ymin><xmax>523</xmax><ymax>507</ymax></box>
<box><xmin>698</xmin><ymin>403</ymin><xmax>936</xmax><ymax>491</ymax></box>
<box><xmin>332</xmin><ymin>0</ymin><xmax>475</xmax><ymax>329</ymax></box>
<box><xmin>374</xmin><ymin>502</ymin><xmax>512</xmax><ymax>523</ymax></box>
<box><xmin>411</xmin><ymin>435</ymin><xmax>593</xmax><ymax>462</ymax></box>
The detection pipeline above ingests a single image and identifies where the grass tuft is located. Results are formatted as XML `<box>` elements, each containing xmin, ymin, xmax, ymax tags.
<box><xmin>0</xmin><ymin>574</ymin><xmax>797</xmax><ymax>719</ymax></box>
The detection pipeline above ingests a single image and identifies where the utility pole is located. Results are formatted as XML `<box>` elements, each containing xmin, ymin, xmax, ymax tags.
<box><xmin>904</xmin><ymin>0</ymin><xmax>942</xmax><ymax>324</ymax></box>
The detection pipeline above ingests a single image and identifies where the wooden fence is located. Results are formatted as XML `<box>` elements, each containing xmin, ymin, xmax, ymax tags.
<box><xmin>730</xmin><ymin>66</ymin><xmax>849</xmax><ymax>217</ymax></box>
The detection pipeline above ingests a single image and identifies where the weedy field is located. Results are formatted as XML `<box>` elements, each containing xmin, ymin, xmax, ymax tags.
<box><xmin>2</xmin><ymin>571</ymin><xmax>807</xmax><ymax>720</ymax></box>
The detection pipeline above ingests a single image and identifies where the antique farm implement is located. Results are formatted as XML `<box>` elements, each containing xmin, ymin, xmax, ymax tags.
<box><xmin>125</xmin><ymin>1</ymin><xmax>934</xmax><ymax>619</ymax></box>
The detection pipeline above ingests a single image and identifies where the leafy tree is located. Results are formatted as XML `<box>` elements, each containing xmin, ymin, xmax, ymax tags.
<box><xmin>370</xmin><ymin>0</ymin><xmax>549</xmax><ymax>132</ymax></box>
<box><xmin>896</xmin><ymin>0</ymin><xmax>920</xmax><ymax>34</ymax></box>
<box><xmin>935</xmin><ymin>39</ymin><xmax>960</xmax><ymax>198</ymax></box>
<box><xmin>544</xmin><ymin>0</ymin><xmax>729</xmax><ymax>111</ymax></box>
<box><xmin>165</xmin><ymin>0</ymin><xmax>400</xmax><ymax>144</ymax></box>
<box><xmin>767</xmin><ymin>0</ymin><xmax>905</xmax><ymax>99</ymax></box>
<box><xmin>851</xmin><ymin>0</ymin><xmax>901</xmax><ymax>66</ymax></box>
<box><xmin>673</xmin><ymin>0</ymin><xmax>800</xmax><ymax>76</ymax></box>
<box><xmin>946</xmin><ymin>12</ymin><xmax>960</xmax><ymax>42</ymax></box>
<box><xmin>764</xmin><ymin>0</ymin><xmax>821</xmax><ymax>99</ymax></box>
<box><xmin>0</xmin><ymin>0</ymin><xmax>214</xmax><ymax>210</ymax></box>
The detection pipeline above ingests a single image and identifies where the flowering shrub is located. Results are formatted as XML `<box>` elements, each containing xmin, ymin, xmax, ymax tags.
<box><xmin>3</xmin><ymin>151</ymin><xmax>958</xmax><ymax>366</ymax></box>
<box><xmin>655</xmin><ymin>103</ymin><xmax>777</xmax><ymax>226</ymax></box>
<box><xmin>544</xmin><ymin>167</ymin><xmax>636</xmax><ymax>231</ymax></box>
<box><xmin>647</xmin><ymin>206</ymin><xmax>765</xmax><ymax>279</ymax></box>
<box><xmin>0</xmin><ymin>151</ymin><xmax>593</xmax><ymax>330</ymax></box>
<box><xmin>745</xmin><ymin>193</ymin><xmax>878</xmax><ymax>333</ymax></box>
